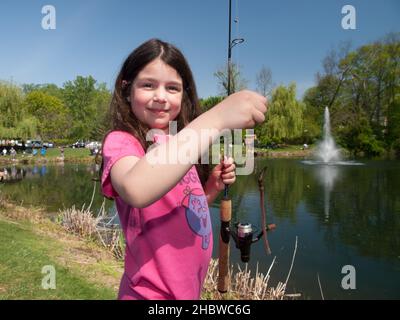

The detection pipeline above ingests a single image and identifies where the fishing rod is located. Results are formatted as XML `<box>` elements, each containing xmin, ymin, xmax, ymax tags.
<box><xmin>217</xmin><ymin>0</ymin><xmax>276</xmax><ymax>294</ymax></box>
<box><xmin>217</xmin><ymin>0</ymin><xmax>235</xmax><ymax>293</ymax></box>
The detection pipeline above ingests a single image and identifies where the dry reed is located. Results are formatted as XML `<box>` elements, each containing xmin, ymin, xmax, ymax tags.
<box><xmin>202</xmin><ymin>249</ymin><xmax>301</xmax><ymax>300</ymax></box>
<box><xmin>58</xmin><ymin>182</ymin><xmax>124</xmax><ymax>259</ymax></box>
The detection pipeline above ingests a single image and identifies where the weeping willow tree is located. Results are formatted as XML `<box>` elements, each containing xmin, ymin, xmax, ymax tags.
<box><xmin>0</xmin><ymin>81</ymin><xmax>38</xmax><ymax>139</ymax></box>
<box><xmin>256</xmin><ymin>83</ymin><xmax>304</xmax><ymax>145</ymax></box>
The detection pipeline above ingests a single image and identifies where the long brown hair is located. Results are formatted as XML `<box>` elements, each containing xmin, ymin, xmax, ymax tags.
<box><xmin>102</xmin><ymin>38</ymin><xmax>210</xmax><ymax>187</ymax></box>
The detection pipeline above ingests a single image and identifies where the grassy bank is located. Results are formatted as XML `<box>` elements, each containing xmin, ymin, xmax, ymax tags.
<box><xmin>255</xmin><ymin>144</ymin><xmax>314</xmax><ymax>158</ymax></box>
<box><xmin>0</xmin><ymin>144</ymin><xmax>315</xmax><ymax>167</ymax></box>
<box><xmin>0</xmin><ymin>147</ymin><xmax>95</xmax><ymax>165</ymax></box>
<box><xmin>0</xmin><ymin>201</ymin><xmax>122</xmax><ymax>299</ymax></box>
<box><xmin>0</xmin><ymin>198</ymin><xmax>299</xmax><ymax>300</ymax></box>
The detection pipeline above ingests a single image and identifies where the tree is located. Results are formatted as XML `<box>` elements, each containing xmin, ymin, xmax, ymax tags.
<box><xmin>62</xmin><ymin>76</ymin><xmax>98</xmax><ymax>140</ymax></box>
<box><xmin>256</xmin><ymin>83</ymin><xmax>304</xmax><ymax>144</ymax></box>
<box><xmin>89</xmin><ymin>83</ymin><xmax>112</xmax><ymax>140</ymax></box>
<box><xmin>387</xmin><ymin>90</ymin><xmax>400</xmax><ymax>156</ymax></box>
<box><xmin>22</xmin><ymin>83</ymin><xmax>63</xmax><ymax>99</ymax></box>
<box><xmin>0</xmin><ymin>81</ymin><xmax>38</xmax><ymax>138</ymax></box>
<box><xmin>214</xmin><ymin>63</ymin><xmax>248</xmax><ymax>96</ymax></box>
<box><xmin>0</xmin><ymin>81</ymin><xmax>24</xmax><ymax>129</ymax></box>
<box><xmin>24</xmin><ymin>91</ymin><xmax>70</xmax><ymax>140</ymax></box>
<box><xmin>199</xmin><ymin>96</ymin><xmax>224</xmax><ymax>112</ymax></box>
<box><xmin>255</xmin><ymin>66</ymin><xmax>273</xmax><ymax>97</ymax></box>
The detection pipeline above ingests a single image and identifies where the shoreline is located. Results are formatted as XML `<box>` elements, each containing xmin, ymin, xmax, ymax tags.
<box><xmin>255</xmin><ymin>149</ymin><xmax>313</xmax><ymax>158</ymax></box>
<box><xmin>0</xmin><ymin>149</ymin><xmax>313</xmax><ymax>166</ymax></box>
<box><xmin>0</xmin><ymin>156</ymin><xmax>95</xmax><ymax>166</ymax></box>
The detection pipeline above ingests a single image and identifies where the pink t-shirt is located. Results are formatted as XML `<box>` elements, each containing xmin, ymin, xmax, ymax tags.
<box><xmin>101</xmin><ymin>130</ymin><xmax>213</xmax><ymax>300</ymax></box>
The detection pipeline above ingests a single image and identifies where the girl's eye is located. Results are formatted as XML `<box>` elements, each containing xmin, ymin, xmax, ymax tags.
<box><xmin>167</xmin><ymin>86</ymin><xmax>181</xmax><ymax>92</ymax></box>
<box><xmin>142</xmin><ymin>83</ymin><xmax>153</xmax><ymax>89</ymax></box>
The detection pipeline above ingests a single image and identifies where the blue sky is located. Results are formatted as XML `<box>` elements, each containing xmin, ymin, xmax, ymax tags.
<box><xmin>0</xmin><ymin>0</ymin><xmax>399</xmax><ymax>99</ymax></box>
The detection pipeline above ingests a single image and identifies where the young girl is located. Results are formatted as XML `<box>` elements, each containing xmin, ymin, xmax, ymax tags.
<box><xmin>101</xmin><ymin>38</ymin><xmax>267</xmax><ymax>300</ymax></box>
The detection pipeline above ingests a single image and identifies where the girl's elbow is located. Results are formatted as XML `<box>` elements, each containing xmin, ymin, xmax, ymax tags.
<box><xmin>120</xmin><ymin>186</ymin><xmax>148</xmax><ymax>208</ymax></box>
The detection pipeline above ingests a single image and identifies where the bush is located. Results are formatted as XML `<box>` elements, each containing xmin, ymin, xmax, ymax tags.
<box><xmin>337</xmin><ymin>117</ymin><xmax>385</xmax><ymax>157</ymax></box>
<box><xmin>391</xmin><ymin>138</ymin><xmax>400</xmax><ymax>158</ymax></box>
<box><xmin>356</xmin><ymin>133</ymin><xmax>385</xmax><ymax>156</ymax></box>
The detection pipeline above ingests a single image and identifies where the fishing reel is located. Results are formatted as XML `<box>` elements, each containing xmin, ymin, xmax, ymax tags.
<box><xmin>221</xmin><ymin>221</ymin><xmax>276</xmax><ymax>263</ymax></box>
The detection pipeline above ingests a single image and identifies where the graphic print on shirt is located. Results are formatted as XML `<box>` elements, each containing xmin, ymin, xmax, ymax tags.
<box><xmin>181</xmin><ymin>186</ymin><xmax>211</xmax><ymax>250</ymax></box>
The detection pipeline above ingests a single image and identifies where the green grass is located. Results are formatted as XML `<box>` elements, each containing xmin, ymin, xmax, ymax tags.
<box><xmin>256</xmin><ymin>144</ymin><xmax>315</xmax><ymax>152</ymax></box>
<box><xmin>48</xmin><ymin>147</ymin><xmax>92</xmax><ymax>159</ymax></box>
<box><xmin>0</xmin><ymin>217</ymin><xmax>118</xmax><ymax>300</ymax></box>
<box><xmin>254</xmin><ymin>145</ymin><xmax>315</xmax><ymax>154</ymax></box>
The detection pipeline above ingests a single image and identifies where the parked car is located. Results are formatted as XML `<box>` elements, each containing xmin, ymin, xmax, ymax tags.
<box><xmin>25</xmin><ymin>140</ymin><xmax>42</xmax><ymax>148</ymax></box>
<box><xmin>43</xmin><ymin>142</ymin><xmax>54</xmax><ymax>148</ymax></box>
<box><xmin>71</xmin><ymin>141</ymin><xmax>86</xmax><ymax>148</ymax></box>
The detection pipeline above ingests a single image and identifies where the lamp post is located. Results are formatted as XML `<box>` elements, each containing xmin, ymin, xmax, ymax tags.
<box><xmin>227</xmin><ymin>0</ymin><xmax>244</xmax><ymax>96</ymax></box>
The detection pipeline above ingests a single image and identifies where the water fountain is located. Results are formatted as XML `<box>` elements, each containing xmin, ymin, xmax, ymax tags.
<box><xmin>303</xmin><ymin>107</ymin><xmax>362</xmax><ymax>166</ymax></box>
<box><xmin>315</xmin><ymin>107</ymin><xmax>341</xmax><ymax>163</ymax></box>
<box><xmin>302</xmin><ymin>107</ymin><xmax>363</xmax><ymax>222</ymax></box>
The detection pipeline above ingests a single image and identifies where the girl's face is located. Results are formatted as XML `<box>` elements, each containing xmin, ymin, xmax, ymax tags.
<box><xmin>130</xmin><ymin>58</ymin><xmax>183</xmax><ymax>134</ymax></box>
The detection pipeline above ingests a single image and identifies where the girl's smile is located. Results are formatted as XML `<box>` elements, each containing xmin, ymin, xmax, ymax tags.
<box><xmin>130</xmin><ymin>58</ymin><xmax>183</xmax><ymax>133</ymax></box>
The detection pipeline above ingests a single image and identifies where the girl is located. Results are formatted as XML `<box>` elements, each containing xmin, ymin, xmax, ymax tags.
<box><xmin>101</xmin><ymin>38</ymin><xmax>267</xmax><ymax>300</ymax></box>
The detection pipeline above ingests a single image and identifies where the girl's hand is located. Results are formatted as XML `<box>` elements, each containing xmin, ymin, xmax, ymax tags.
<box><xmin>207</xmin><ymin>156</ymin><xmax>236</xmax><ymax>192</ymax></box>
<box><xmin>210</xmin><ymin>90</ymin><xmax>268</xmax><ymax>130</ymax></box>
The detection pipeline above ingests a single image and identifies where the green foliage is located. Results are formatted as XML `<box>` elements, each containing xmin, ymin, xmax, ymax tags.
<box><xmin>391</xmin><ymin>138</ymin><xmax>400</xmax><ymax>157</ymax></box>
<box><xmin>1</xmin><ymin>77</ymin><xmax>111</xmax><ymax>143</ymax></box>
<box><xmin>199</xmin><ymin>96</ymin><xmax>224</xmax><ymax>112</ymax></box>
<box><xmin>256</xmin><ymin>83</ymin><xmax>304</xmax><ymax>144</ymax></box>
<box><xmin>0</xmin><ymin>81</ymin><xmax>25</xmax><ymax>128</ymax></box>
<box><xmin>22</xmin><ymin>83</ymin><xmax>63</xmax><ymax>99</ymax></box>
<box><xmin>337</xmin><ymin>116</ymin><xmax>385</xmax><ymax>156</ymax></box>
<box><xmin>89</xmin><ymin>83</ymin><xmax>112</xmax><ymax>139</ymax></box>
<box><xmin>24</xmin><ymin>91</ymin><xmax>70</xmax><ymax>140</ymax></box>
<box><xmin>0</xmin><ymin>81</ymin><xmax>38</xmax><ymax>138</ymax></box>
<box><xmin>62</xmin><ymin>76</ymin><xmax>110</xmax><ymax>140</ymax></box>
<box><xmin>387</xmin><ymin>91</ymin><xmax>400</xmax><ymax>146</ymax></box>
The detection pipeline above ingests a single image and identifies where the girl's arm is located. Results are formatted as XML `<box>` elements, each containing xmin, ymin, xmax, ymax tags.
<box><xmin>110</xmin><ymin>90</ymin><xmax>266</xmax><ymax>208</ymax></box>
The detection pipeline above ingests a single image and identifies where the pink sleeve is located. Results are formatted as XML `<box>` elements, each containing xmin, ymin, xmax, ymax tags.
<box><xmin>101</xmin><ymin>131</ymin><xmax>145</xmax><ymax>198</ymax></box>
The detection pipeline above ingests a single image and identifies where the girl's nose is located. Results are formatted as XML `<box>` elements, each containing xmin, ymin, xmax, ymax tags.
<box><xmin>153</xmin><ymin>87</ymin><xmax>167</xmax><ymax>103</ymax></box>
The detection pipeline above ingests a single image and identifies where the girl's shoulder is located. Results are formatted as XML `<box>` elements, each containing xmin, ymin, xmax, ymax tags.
<box><xmin>104</xmin><ymin>130</ymin><xmax>139</xmax><ymax>143</ymax></box>
<box><xmin>103</xmin><ymin>130</ymin><xmax>145</xmax><ymax>153</ymax></box>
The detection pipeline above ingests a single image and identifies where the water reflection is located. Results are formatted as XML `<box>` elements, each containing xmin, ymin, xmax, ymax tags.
<box><xmin>0</xmin><ymin>166</ymin><xmax>26</xmax><ymax>182</ymax></box>
<box><xmin>315</xmin><ymin>165</ymin><xmax>339</xmax><ymax>222</ymax></box>
<box><xmin>0</xmin><ymin>165</ymin><xmax>51</xmax><ymax>182</ymax></box>
<box><xmin>0</xmin><ymin>163</ymin><xmax>111</xmax><ymax>214</ymax></box>
<box><xmin>1</xmin><ymin>160</ymin><xmax>400</xmax><ymax>299</ymax></box>
<box><xmin>0</xmin><ymin>163</ymin><xmax>102</xmax><ymax>182</ymax></box>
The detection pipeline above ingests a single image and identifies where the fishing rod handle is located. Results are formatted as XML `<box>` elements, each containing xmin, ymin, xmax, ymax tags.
<box><xmin>217</xmin><ymin>198</ymin><xmax>232</xmax><ymax>293</ymax></box>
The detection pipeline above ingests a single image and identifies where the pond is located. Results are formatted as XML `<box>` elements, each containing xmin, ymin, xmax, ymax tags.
<box><xmin>1</xmin><ymin>159</ymin><xmax>399</xmax><ymax>299</ymax></box>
